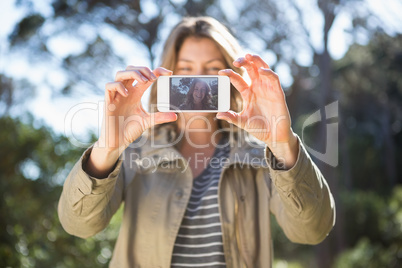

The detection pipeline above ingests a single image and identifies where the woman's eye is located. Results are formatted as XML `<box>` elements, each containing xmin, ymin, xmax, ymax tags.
<box><xmin>206</xmin><ymin>67</ymin><xmax>222</xmax><ymax>74</ymax></box>
<box><xmin>178</xmin><ymin>67</ymin><xmax>191</xmax><ymax>71</ymax></box>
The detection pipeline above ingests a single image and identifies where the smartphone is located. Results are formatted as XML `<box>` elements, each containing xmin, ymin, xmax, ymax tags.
<box><xmin>157</xmin><ymin>75</ymin><xmax>230</xmax><ymax>112</ymax></box>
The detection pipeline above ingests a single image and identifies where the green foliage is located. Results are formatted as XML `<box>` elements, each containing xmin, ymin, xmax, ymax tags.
<box><xmin>170</xmin><ymin>90</ymin><xmax>187</xmax><ymax>109</ymax></box>
<box><xmin>341</xmin><ymin>191</ymin><xmax>385</xmax><ymax>247</ymax></box>
<box><xmin>9</xmin><ymin>14</ymin><xmax>45</xmax><ymax>46</ymax></box>
<box><xmin>334</xmin><ymin>238</ymin><xmax>401</xmax><ymax>268</ymax></box>
<box><xmin>0</xmin><ymin>115</ymin><xmax>122</xmax><ymax>267</ymax></box>
<box><xmin>334</xmin><ymin>187</ymin><xmax>402</xmax><ymax>268</ymax></box>
<box><xmin>334</xmin><ymin>33</ymin><xmax>402</xmax><ymax>190</ymax></box>
<box><xmin>270</xmin><ymin>214</ymin><xmax>318</xmax><ymax>268</ymax></box>
<box><xmin>0</xmin><ymin>75</ymin><xmax>35</xmax><ymax>114</ymax></box>
<box><xmin>270</xmin><ymin>187</ymin><xmax>402</xmax><ymax>268</ymax></box>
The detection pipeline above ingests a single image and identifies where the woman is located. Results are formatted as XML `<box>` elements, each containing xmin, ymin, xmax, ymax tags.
<box><xmin>58</xmin><ymin>17</ymin><xmax>335</xmax><ymax>267</ymax></box>
<box><xmin>179</xmin><ymin>78</ymin><xmax>217</xmax><ymax>110</ymax></box>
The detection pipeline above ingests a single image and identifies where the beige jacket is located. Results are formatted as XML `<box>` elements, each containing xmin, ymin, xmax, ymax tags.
<box><xmin>58</xmin><ymin>131</ymin><xmax>335</xmax><ymax>268</ymax></box>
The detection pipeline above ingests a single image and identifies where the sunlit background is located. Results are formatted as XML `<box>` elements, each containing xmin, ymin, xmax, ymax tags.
<box><xmin>1</xmin><ymin>0</ymin><xmax>401</xmax><ymax>267</ymax></box>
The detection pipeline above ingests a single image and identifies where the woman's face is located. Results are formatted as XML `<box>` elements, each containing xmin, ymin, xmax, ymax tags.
<box><xmin>175</xmin><ymin>37</ymin><xmax>226</xmax><ymax>75</ymax></box>
<box><xmin>193</xmin><ymin>82</ymin><xmax>207</xmax><ymax>104</ymax></box>
<box><xmin>175</xmin><ymin>37</ymin><xmax>225</xmax><ymax>120</ymax></box>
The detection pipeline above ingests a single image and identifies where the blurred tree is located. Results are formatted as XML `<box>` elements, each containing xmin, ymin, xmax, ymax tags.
<box><xmin>8</xmin><ymin>0</ymin><xmax>221</xmax><ymax>95</ymax></box>
<box><xmin>267</xmin><ymin>27</ymin><xmax>402</xmax><ymax>268</ymax></box>
<box><xmin>334</xmin><ymin>32</ymin><xmax>402</xmax><ymax>190</ymax></box>
<box><xmin>0</xmin><ymin>74</ymin><xmax>35</xmax><ymax>116</ymax></box>
<box><xmin>4</xmin><ymin>0</ymin><xmax>402</xmax><ymax>267</ymax></box>
<box><xmin>210</xmin><ymin>79</ymin><xmax>218</xmax><ymax>95</ymax></box>
<box><xmin>333</xmin><ymin>187</ymin><xmax>402</xmax><ymax>268</ymax></box>
<box><xmin>328</xmin><ymin>31</ymin><xmax>402</xmax><ymax>267</ymax></box>
<box><xmin>7</xmin><ymin>0</ymin><xmax>397</xmax><ymax>109</ymax></box>
<box><xmin>178</xmin><ymin>77</ymin><xmax>193</xmax><ymax>93</ymax></box>
<box><xmin>228</xmin><ymin>0</ymin><xmax>382</xmax><ymax>265</ymax></box>
<box><xmin>0</xmin><ymin>114</ymin><xmax>123</xmax><ymax>267</ymax></box>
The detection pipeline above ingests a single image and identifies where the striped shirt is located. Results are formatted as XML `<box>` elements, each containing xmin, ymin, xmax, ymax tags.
<box><xmin>171</xmin><ymin>136</ymin><xmax>230</xmax><ymax>267</ymax></box>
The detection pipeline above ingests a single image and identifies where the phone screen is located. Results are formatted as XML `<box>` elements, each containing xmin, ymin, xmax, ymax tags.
<box><xmin>169</xmin><ymin>77</ymin><xmax>219</xmax><ymax>111</ymax></box>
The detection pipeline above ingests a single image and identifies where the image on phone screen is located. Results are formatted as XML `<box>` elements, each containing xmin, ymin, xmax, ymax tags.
<box><xmin>169</xmin><ymin>77</ymin><xmax>218</xmax><ymax>111</ymax></box>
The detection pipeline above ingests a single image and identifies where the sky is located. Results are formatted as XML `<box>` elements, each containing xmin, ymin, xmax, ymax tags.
<box><xmin>1</xmin><ymin>0</ymin><xmax>402</xmax><ymax>146</ymax></box>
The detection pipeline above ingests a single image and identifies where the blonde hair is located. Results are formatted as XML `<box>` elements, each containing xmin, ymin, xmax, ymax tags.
<box><xmin>149</xmin><ymin>17</ymin><xmax>244</xmax><ymax>135</ymax></box>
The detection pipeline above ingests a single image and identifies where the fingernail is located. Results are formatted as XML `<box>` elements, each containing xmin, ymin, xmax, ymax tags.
<box><xmin>142</xmin><ymin>77</ymin><xmax>148</xmax><ymax>82</ymax></box>
<box><xmin>151</xmin><ymin>74</ymin><xmax>157</xmax><ymax>80</ymax></box>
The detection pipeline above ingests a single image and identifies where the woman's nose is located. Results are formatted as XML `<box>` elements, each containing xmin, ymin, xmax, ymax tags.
<box><xmin>193</xmin><ymin>67</ymin><xmax>206</xmax><ymax>75</ymax></box>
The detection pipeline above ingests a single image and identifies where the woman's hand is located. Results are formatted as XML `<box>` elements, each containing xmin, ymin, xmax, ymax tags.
<box><xmin>86</xmin><ymin>66</ymin><xmax>177</xmax><ymax>178</ymax></box>
<box><xmin>99</xmin><ymin>66</ymin><xmax>177</xmax><ymax>150</ymax></box>
<box><xmin>217</xmin><ymin>54</ymin><xmax>299</xmax><ymax>169</ymax></box>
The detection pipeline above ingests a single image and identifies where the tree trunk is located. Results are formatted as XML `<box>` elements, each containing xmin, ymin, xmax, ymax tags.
<box><xmin>314</xmin><ymin>0</ymin><xmax>346</xmax><ymax>266</ymax></box>
<box><xmin>381</xmin><ymin>104</ymin><xmax>397</xmax><ymax>187</ymax></box>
